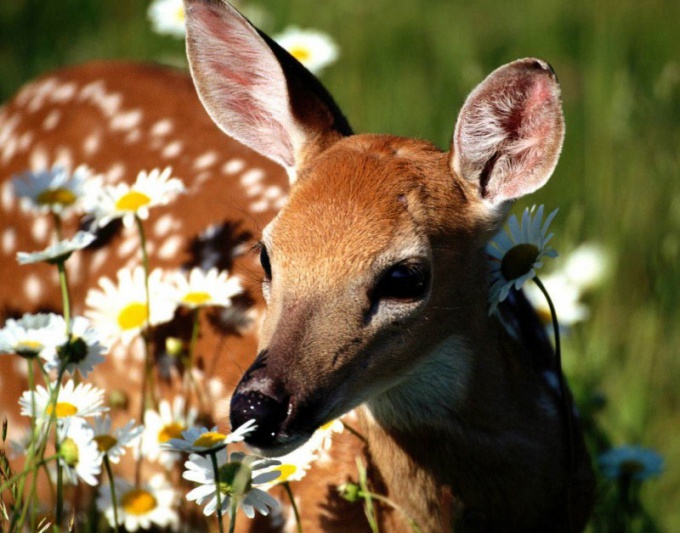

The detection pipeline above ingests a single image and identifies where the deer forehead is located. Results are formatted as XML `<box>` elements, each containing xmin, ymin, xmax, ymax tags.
<box><xmin>264</xmin><ymin>135</ymin><xmax>461</xmax><ymax>280</ymax></box>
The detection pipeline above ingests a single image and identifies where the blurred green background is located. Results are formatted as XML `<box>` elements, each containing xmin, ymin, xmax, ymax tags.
<box><xmin>1</xmin><ymin>0</ymin><xmax>678</xmax><ymax>529</ymax></box>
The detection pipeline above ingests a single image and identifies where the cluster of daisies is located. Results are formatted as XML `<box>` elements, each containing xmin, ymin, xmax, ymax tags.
<box><xmin>0</xmin><ymin>164</ymin><xmax>348</xmax><ymax>531</ymax></box>
<box><xmin>147</xmin><ymin>0</ymin><xmax>340</xmax><ymax>75</ymax></box>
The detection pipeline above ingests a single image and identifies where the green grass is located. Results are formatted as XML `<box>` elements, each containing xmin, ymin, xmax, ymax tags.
<box><xmin>1</xmin><ymin>0</ymin><xmax>679</xmax><ymax>529</ymax></box>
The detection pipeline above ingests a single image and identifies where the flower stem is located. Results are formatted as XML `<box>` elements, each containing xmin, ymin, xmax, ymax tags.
<box><xmin>210</xmin><ymin>451</ymin><xmax>225</xmax><ymax>533</ymax></box>
<box><xmin>103</xmin><ymin>454</ymin><xmax>120</xmax><ymax>533</ymax></box>
<box><xmin>0</xmin><ymin>455</ymin><xmax>59</xmax><ymax>495</ymax></box>
<box><xmin>228</xmin><ymin>498</ymin><xmax>237</xmax><ymax>533</ymax></box>
<box><xmin>56</xmin><ymin>260</ymin><xmax>71</xmax><ymax>333</ymax></box>
<box><xmin>134</xmin><ymin>214</ymin><xmax>156</xmax><ymax>487</ymax></box>
<box><xmin>282</xmin><ymin>481</ymin><xmax>303</xmax><ymax>533</ymax></box>
<box><xmin>532</xmin><ymin>276</ymin><xmax>574</xmax><ymax>530</ymax></box>
<box><xmin>26</xmin><ymin>359</ymin><xmax>38</xmax><ymax>532</ymax></box>
<box><xmin>358</xmin><ymin>491</ymin><xmax>422</xmax><ymax>533</ymax></box>
<box><xmin>56</xmin><ymin>451</ymin><xmax>64</xmax><ymax>527</ymax></box>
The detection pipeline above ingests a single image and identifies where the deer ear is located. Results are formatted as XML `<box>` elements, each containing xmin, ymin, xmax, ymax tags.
<box><xmin>184</xmin><ymin>0</ymin><xmax>352</xmax><ymax>183</ymax></box>
<box><xmin>451</xmin><ymin>58</ymin><xmax>564</xmax><ymax>207</ymax></box>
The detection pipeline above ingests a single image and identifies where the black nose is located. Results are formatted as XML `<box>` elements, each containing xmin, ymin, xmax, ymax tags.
<box><xmin>230</xmin><ymin>390</ymin><xmax>289</xmax><ymax>449</ymax></box>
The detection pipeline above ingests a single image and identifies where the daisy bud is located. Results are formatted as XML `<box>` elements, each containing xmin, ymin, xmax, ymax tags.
<box><xmin>338</xmin><ymin>482</ymin><xmax>361</xmax><ymax>503</ymax></box>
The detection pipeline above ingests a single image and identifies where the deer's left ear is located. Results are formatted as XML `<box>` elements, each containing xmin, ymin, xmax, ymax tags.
<box><xmin>451</xmin><ymin>58</ymin><xmax>564</xmax><ymax>207</ymax></box>
<box><xmin>184</xmin><ymin>0</ymin><xmax>352</xmax><ymax>183</ymax></box>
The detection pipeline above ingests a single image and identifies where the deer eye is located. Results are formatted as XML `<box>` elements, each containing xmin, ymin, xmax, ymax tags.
<box><xmin>372</xmin><ymin>260</ymin><xmax>431</xmax><ymax>302</ymax></box>
<box><xmin>259</xmin><ymin>245</ymin><xmax>272</xmax><ymax>281</ymax></box>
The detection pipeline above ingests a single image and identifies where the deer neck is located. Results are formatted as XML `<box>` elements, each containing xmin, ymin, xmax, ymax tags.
<box><xmin>359</xmin><ymin>314</ymin><xmax>563</xmax><ymax>529</ymax></box>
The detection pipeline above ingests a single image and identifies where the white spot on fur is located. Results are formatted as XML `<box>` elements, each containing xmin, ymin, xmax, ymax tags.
<box><xmin>90</xmin><ymin>248</ymin><xmax>109</xmax><ymax>273</ymax></box>
<box><xmin>161</xmin><ymin>141</ymin><xmax>183</xmax><ymax>159</ymax></box>
<box><xmin>264</xmin><ymin>185</ymin><xmax>284</xmax><ymax>200</ymax></box>
<box><xmin>42</xmin><ymin>109</ymin><xmax>62</xmax><ymax>131</ymax></box>
<box><xmin>24</xmin><ymin>273</ymin><xmax>44</xmax><ymax>303</ymax></box>
<box><xmin>30</xmin><ymin>216</ymin><xmax>50</xmax><ymax>243</ymax></box>
<box><xmin>124</xmin><ymin>129</ymin><xmax>142</xmax><ymax>144</ymax></box>
<box><xmin>222</xmin><ymin>159</ymin><xmax>245</xmax><ymax>175</ymax></box>
<box><xmin>18</xmin><ymin>131</ymin><xmax>33</xmax><ymax>152</ymax></box>
<box><xmin>193</xmin><ymin>151</ymin><xmax>218</xmax><ymax>170</ymax></box>
<box><xmin>1</xmin><ymin>182</ymin><xmax>15</xmax><ymax>211</ymax></box>
<box><xmin>157</xmin><ymin>235</ymin><xmax>183</xmax><ymax>259</ymax></box>
<box><xmin>106</xmin><ymin>162</ymin><xmax>126</xmax><ymax>182</ymax></box>
<box><xmin>245</xmin><ymin>182</ymin><xmax>264</xmax><ymax>197</ymax></box>
<box><xmin>117</xmin><ymin>234</ymin><xmax>139</xmax><ymax>259</ymax></box>
<box><xmin>1</xmin><ymin>136</ymin><xmax>17</xmax><ymax>164</ymax></box>
<box><xmin>66</xmin><ymin>249</ymin><xmax>83</xmax><ymax>281</ymax></box>
<box><xmin>83</xmin><ymin>131</ymin><xmax>102</xmax><ymax>155</ymax></box>
<box><xmin>111</xmin><ymin>109</ymin><xmax>142</xmax><ymax>131</ymax></box>
<box><xmin>150</xmin><ymin>119</ymin><xmax>174</xmax><ymax>137</ymax></box>
<box><xmin>54</xmin><ymin>146</ymin><xmax>73</xmax><ymax>170</ymax></box>
<box><xmin>29</xmin><ymin>145</ymin><xmax>49</xmax><ymax>170</ymax></box>
<box><xmin>240</xmin><ymin>168</ymin><xmax>265</xmax><ymax>187</ymax></box>
<box><xmin>0</xmin><ymin>112</ymin><xmax>20</xmax><ymax>145</ymax></box>
<box><xmin>51</xmin><ymin>82</ymin><xmax>77</xmax><ymax>103</ymax></box>
<box><xmin>152</xmin><ymin>213</ymin><xmax>175</xmax><ymax>238</ymax></box>
<box><xmin>2</xmin><ymin>227</ymin><xmax>17</xmax><ymax>254</ymax></box>
<box><xmin>27</xmin><ymin>78</ymin><xmax>57</xmax><ymax>113</ymax></box>
<box><xmin>250</xmin><ymin>199</ymin><xmax>269</xmax><ymax>213</ymax></box>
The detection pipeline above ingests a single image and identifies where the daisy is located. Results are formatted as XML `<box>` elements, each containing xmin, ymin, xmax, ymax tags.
<box><xmin>12</xmin><ymin>164</ymin><xmax>91</xmax><ymax>215</ymax></box>
<box><xmin>57</xmin><ymin>418</ymin><xmax>101</xmax><ymax>486</ymax></box>
<box><xmin>19</xmin><ymin>380</ymin><xmax>108</xmax><ymax>421</ymax></box>
<box><xmin>42</xmin><ymin>316</ymin><xmax>107</xmax><ymax>378</ymax></box>
<box><xmin>16</xmin><ymin>231</ymin><xmax>96</xmax><ymax>265</ymax></box>
<box><xmin>97</xmin><ymin>474</ymin><xmax>179</xmax><ymax>532</ymax></box>
<box><xmin>0</xmin><ymin>313</ymin><xmax>66</xmax><ymax>360</ymax></box>
<box><xmin>523</xmin><ymin>272</ymin><xmax>590</xmax><ymax>327</ymax></box>
<box><xmin>183</xmin><ymin>449</ymin><xmax>281</xmax><ymax>518</ymax></box>
<box><xmin>92</xmin><ymin>415</ymin><xmax>144</xmax><ymax>463</ymax></box>
<box><xmin>164</xmin><ymin>419</ymin><xmax>256</xmax><ymax>454</ymax></box>
<box><xmin>273</xmin><ymin>27</ymin><xmax>339</xmax><ymax>75</ymax></box>
<box><xmin>85</xmin><ymin>167</ymin><xmax>184</xmax><ymax>228</ymax></box>
<box><xmin>563</xmin><ymin>242</ymin><xmax>610</xmax><ymax>292</ymax></box>
<box><xmin>148</xmin><ymin>0</ymin><xmax>186</xmax><ymax>38</ymax></box>
<box><xmin>487</xmin><ymin>205</ymin><xmax>558</xmax><ymax>314</ymax></box>
<box><xmin>598</xmin><ymin>445</ymin><xmax>664</xmax><ymax>482</ymax></box>
<box><xmin>85</xmin><ymin>266</ymin><xmax>176</xmax><ymax>346</ymax></box>
<box><xmin>140</xmin><ymin>396</ymin><xmax>197</xmax><ymax>469</ymax></box>
<box><xmin>167</xmin><ymin>267</ymin><xmax>243</xmax><ymax>309</ymax></box>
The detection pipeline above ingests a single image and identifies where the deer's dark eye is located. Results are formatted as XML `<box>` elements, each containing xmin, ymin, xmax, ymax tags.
<box><xmin>372</xmin><ymin>260</ymin><xmax>431</xmax><ymax>302</ymax></box>
<box><xmin>260</xmin><ymin>245</ymin><xmax>272</xmax><ymax>281</ymax></box>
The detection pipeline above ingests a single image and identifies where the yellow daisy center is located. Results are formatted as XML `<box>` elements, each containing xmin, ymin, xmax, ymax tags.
<box><xmin>37</xmin><ymin>188</ymin><xmax>77</xmax><ymax>207</ymax></box>
<box><xmin>158</xmin><ymin>422</ymin><xmax>184</xmax><ymax>443</ymax></box>
<box><xmin>94</xmin><ymin>434</ymin><xmax>119</xmax><ymax>453</ymax></box>
<box><xmin>17</xmin><ymin>339</ymin><xmax>43</xmax><ymax>353</ymax></box>
<box><xmin>182</xmin><ymin>291</ymin><xmax>212</xmax><ymax>306</ymax></box>
<box><xmin>274</xmin><ymin>464</ymin><xmax>297</xmax><ymax>483</ymax></box>
<box><xmin>47</xmin><ymin>402</ymin><xmax>79</xmax><ymax>418</ymax></box>
<box><xmin>289</xmin><ymin>46</ymin><xmax>311</xmax><ymax>63</ymax></box>
<box><xmin>117</xmin><ymin>302</ymin><xmax>148</xmax><ymax>331</ymax></box>
<box><xmin>500</xmin><ymin>243</ymin><xmax>539</xmax><ymax>281</ymax></box>
<box><xmin>175</xmin><ymin>6</ymin><xmax>185</xmax><ymax>22</ymax></box>
<box><xmin>319</xmin><ymin>420</ymin><xmax>335</xmax><ymax>431</ymax></box>
<box><xmin>121</xmin><ymin>489</ymin><xmax>157</xmax><ymax>515</ymax></box>
<box><xmin>114</xmin><ymin>190</ymin><xmax>151</xmax><ymax>212</ymax></box>
<box><xmin>192</xmin><ymin>431</ymin><xmax>227</xmax><ymax>448</ymax></box>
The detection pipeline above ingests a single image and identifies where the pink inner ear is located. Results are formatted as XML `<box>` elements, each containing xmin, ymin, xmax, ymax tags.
<box><xmin>453</xmin><ymin>60</ymin><xmax>564</xmax><ymax>205</ymax></box>
<box><xmin>186</xmin><ymin>2</ymin><xmax>297</xmax><ymax>169</ymax></box>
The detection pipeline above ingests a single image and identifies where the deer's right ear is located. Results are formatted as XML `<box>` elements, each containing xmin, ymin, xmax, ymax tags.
<box><xmin>184</xmin><ymin>0</ymin><xmax>352</xmax><ymax>182</ymax></box>
<box><xmin>451</xmin><ymin>58</ymin><xmax>564</xmax><ymax>209</ymax></box>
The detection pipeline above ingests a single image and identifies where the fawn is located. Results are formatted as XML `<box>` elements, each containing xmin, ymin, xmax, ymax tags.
<box><xmin>0</xmin><ymin>0</ymin><xmax>594</xmax><ymax>530</ymax></box>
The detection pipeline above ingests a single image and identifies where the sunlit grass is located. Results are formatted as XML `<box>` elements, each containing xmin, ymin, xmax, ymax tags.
<box><xmin>1</xmin><ymin>0</ymin><xmax>679</xmax><ymax>529</ymax></box>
